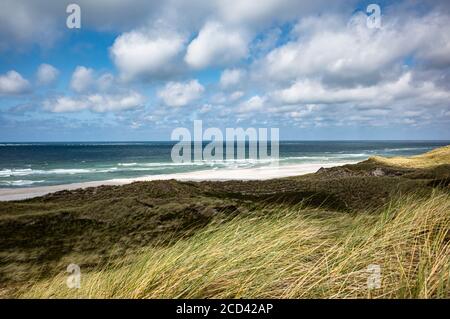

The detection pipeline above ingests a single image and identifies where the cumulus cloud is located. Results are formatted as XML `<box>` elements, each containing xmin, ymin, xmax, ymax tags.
<box><xmin>0</xmin><ymin>70</ymin><xmax>30</xmax><ymax>95</ymax></box>
<box><xmin>220</xmin><ymin>68</ymin><xmax>246</xmax><ymax>88</ymax></box>
<box><xmin>69</xmin><ymin>67</ymin><xmax>117</xmax><ymax>93</ymax></box>
<box><xmin>158</xmin><ymin>79</ymin><xmax>204</xmax><ymax>107</ymax></box>
<box><xmin>0</xmin><ymin>0</ymin><xmax>355</xmax><ymax>51</ymax></box>
<box><xmin>413</xmin><ymin>13</ymin><xmax>450</xmax><ymax>69</ymax></box>
<box><xmin>272</xmin><ymin>74</ymin><xmax>413</xmax><ymax>105</ymax></box>
<box><xmin>0</xmin><ymin>0</ymin><xmax>165</xmax><ymax>51</ymax></box>
<box><xmin>110</xmin><ymin>29</ymin><xmax>185</xmax><ymax>81</ymax></box>
<box><xmin>70</xmin><ymin>66</ymin><xmax>95</xmax><ymax>93</ymax></box>
<box><xmin>256</xmin><ymin>13</ymin><xmax>449</xmax><ymax>87</ymax></box>
<box><xmin>43</xmin><ymin>91</ymin><xmax>145</xmax><ymax>113</ymax></box>
<box><xmin>36</xmin><ymin>63</ymin><xmax>59</xmax><ymax>85</ymax></box>
<box><xmin>215</xmin><ymin>0</ymin><xmax>354</xmax><ymax>27</ymax></box>
<box><xmin>2</xmin><ymin>1</ymin><xmax>450</xmax><ymax>136</ymax></box>
<box><xmin>257</xmin><ymin>14</ymin><xmax>399</xmax><ymax>85</ymax></box>
<box><xmin>237</xmin><ymin>95</ymin><xmax>266</xmax><ymax>113</ymax></box>
<box><xmin>185</xmin><ymin>22</ymin><xmax>248</xmax><ymax>69</ymax></box>
<box><xmin>226</xmin><ymin>8</ymin><xmax>450</xmax><ymax>131</ymax></box>
<box><xmin>0</xmin><ymin>0</ymin><xmax>61</xmax><ymax>51</ymax></box>
<box><xmin>86</xmin><ymin>92</ymin><xmax>145</xmax><ymax>112</ymax></box>
<box><xmin>229</xmin><ymin>90</ymin><xmax>245</xmax><ymax>101</ymax></box>
<box><xmin>265</xmin><ymin>71</ymin><xmax>450</xmax><ymax>128</ymax></box>
<box><xmin>97</xmin><ymin>73</ymin><xmax>115</xmax><ymax>91</ymax></box>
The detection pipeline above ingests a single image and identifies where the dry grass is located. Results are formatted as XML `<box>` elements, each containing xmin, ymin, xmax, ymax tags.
<box><xmin>370</xmin><ymin>145</ymin><xmax>450</xmax><ymax>168</ymax></box>
<box><xmin>19</xmin><ymin>191</ymin><xmax>450</xmax><ymax>299</ymax></box>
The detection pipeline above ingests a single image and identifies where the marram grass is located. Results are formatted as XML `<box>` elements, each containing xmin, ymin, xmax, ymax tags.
<box><xmin>20</xmin><ymin>192</ymin><xmax>450</xmax><ymax>299</ymax></box>
<box><xmin>370</xmin><ymin>145</ymin><xmax>450</xmax><ymax>168</ymax></box>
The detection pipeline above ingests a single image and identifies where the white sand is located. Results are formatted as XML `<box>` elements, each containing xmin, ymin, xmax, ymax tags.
<box><xmin>0</xmin><ymin>162</ymin><xmax>354</xmax><ymax>201</ymax></box>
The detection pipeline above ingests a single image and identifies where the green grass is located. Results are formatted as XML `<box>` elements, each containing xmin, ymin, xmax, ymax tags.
<box><xmin>18</xmin><ymin>191</ymin><xmax>450</xmax><ymax>299</ymax></box>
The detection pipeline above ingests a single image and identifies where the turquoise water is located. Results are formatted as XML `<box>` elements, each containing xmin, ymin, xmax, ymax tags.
<box><xmin>0</xmin><ymin>141</ymin><xmax>448</xmax><ymax>188</ymax></box>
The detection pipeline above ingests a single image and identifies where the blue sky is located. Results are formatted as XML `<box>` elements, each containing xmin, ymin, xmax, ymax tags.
<box><xmin>1</xmin><ymin>0</ymin><xmax>450</xmax><ymax>141</ymax></box>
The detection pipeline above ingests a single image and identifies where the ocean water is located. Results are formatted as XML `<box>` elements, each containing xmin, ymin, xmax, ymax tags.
<box><xmin>0</xmin><ymin>141</ymin><xmax>448</xmax><ymax>188</ymax></box>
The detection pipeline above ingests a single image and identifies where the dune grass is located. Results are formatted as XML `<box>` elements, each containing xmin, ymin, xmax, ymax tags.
<box><xmin>370</xmin><ymin>145</ymin><xmax>450</xmax><ymax>168</ymax></box>
<box><xmin>19</xmin><ymin>190</ymin><xmax>449</xmax><ymax>299</ymax></box>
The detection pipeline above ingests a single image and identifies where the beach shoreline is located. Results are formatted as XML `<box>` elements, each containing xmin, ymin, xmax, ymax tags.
<box><xmin>0</xmin><ymin>162</ymin><xmax>355</xmax><ymax>201</ymax></box>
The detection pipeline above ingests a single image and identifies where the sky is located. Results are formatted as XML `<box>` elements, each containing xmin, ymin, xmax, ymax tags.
<box><xmin>0</xmin><ymin>0</ymin><xmax>450</xmax><ymax>141</ymax></box>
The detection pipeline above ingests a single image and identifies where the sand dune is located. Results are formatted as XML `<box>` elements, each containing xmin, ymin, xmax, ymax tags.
<box><xmin>0</xmin><ymin>162</ymin><xmax>354</xmax><ymax>201</ymax></box>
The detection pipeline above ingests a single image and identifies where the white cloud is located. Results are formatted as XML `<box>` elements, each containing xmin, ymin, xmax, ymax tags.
<box><xmin>215</xmin><ymin>0</ymin><xmax>353</xmax><ymax>29</ymax></box>
<box><xmin>0</xmin><ymin>0</ymin><xmax>353</xmax><ymax>50</ymax></box>
<box><xmin>97</xmin><ymin>73</ymin><xmax>115</xmax><ymax>91</ymax></box>
<box><xmin>110</xmin><ymin>29</ymin><xmax>185</xmax><ymax>81</ymax></box>
<box><xmin>0</xmin><ymin>70</ymin><xmax>30</xmax><ymax>95</ymax></box>
<box><xmin>199</xmin><ymin>104</ymin><xmax>213</xmax><ymax>114</ymax></box>
<box><xmin>0</xmin><ymin>0</ymin><xmax>164</xmax><ymax>50</ymax></box>
<box><xmin>44</xmin><ymin>91</ymin><xmax>145</xmax><ymax>113</ymax></box>
<box><xmin>216</xmin><ymin>0</ymin><xmax>291</xmax><ymax>26</ymax></box>
<box><xmin>254</xmin><ymin>12</ymin><xmax>450</xmax><ymax>85</ymax></box>
<box><xmin>87</xmin><ymin>92</ymin><xmax>145</xmax><ymax>112</ymax></box>
<box><xmin>262</xmin><ymin>71</ymin><xmax>450</xmax><ymax>129</ymax></box>
<box><xmin>413</xmin><ymin>13</ymin><xmax>450</xmax><ymax>68</ymax></box>
<box><xmin>237</xmin><ymin>95</ymin><xmax>266</xmax><ymax>113</ymax></box>
<box><xmin>36</xmin><ymin>63</ymin><xmax>59</xmax><ymax>85</ymax></box>
<box><xmin>273</xmin><ymin>72</ymin><xmax>450</xmax><ymax>106</ymax></box>
<box><xmin>70</xmin><ymin>66</ymin><xmax>95</xmax><ymax>93</ymax></box>
<box><xmin>44</xmin><ymin>96</ymin><xmax>87</xmax><ymax>113</ymax></box>
<box><xmin>229</xmin><ymin>90</ymin><xmax>244</xmax><ymax>101</ymax></box>
<box><xmin>2</xmin><ymin>1</ymin><xmax>450</xmax><ymax>134</ymax></box>
<box><xmin>220</xmin><ymin>68</ymin><xmax>246</xmax><ymax>88</ymax></box>
<box><xmin>185</xmin><ymin>21</ymin><xmax>248</xmax><ymax>69</ymax></box>
<box><xmin>70</xmin><ymin>67</ymin><xmax>116</xmax><ymax>92</ymax></box>
<box><xmin>0</xmin><ymin>0</ymin><xmax>61</xmax><ymax>50</ymax></box>
<box><xmin>158</xmin><ymin>79</ymin><xmax>204</xmax><ymax>107</ymax></box>
<box><xmin>286</xmin><ymin>105</ymin><xmax>320</xmax><ymax>119</ymax></box>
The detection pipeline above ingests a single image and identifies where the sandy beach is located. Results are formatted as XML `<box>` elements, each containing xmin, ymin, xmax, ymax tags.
<box><xmin>0</xmin><ymin>162</ymin><xmax>354</xmax><ymax>201</ymax></box>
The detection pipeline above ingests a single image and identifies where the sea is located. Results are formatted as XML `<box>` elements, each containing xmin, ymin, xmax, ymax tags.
<box><xmin>0</xmin><ymin>141</ymin><xmax>448</xmax><ymax>188</ymax></box>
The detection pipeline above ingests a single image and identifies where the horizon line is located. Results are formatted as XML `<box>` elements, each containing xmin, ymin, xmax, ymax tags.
<box><xmin>1</xmin><ymin>139</ymin><xmax>450</xmax><ymax>143</ymax></box>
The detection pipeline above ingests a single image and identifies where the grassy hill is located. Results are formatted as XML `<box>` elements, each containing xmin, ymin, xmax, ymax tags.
<box><xmin>369</xmin><ymin>145</ymin><xmax>450</xmax><ymax>168</ymax></box>
<box><xmin>0</xmin><ymin>146</ymin><xmax>449</xmax><ymax>298</ymax></box>
<box><xmin>20</xmin><ymin>192</ymin><xmax>450</xmax><ymax>299</ymax></box>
